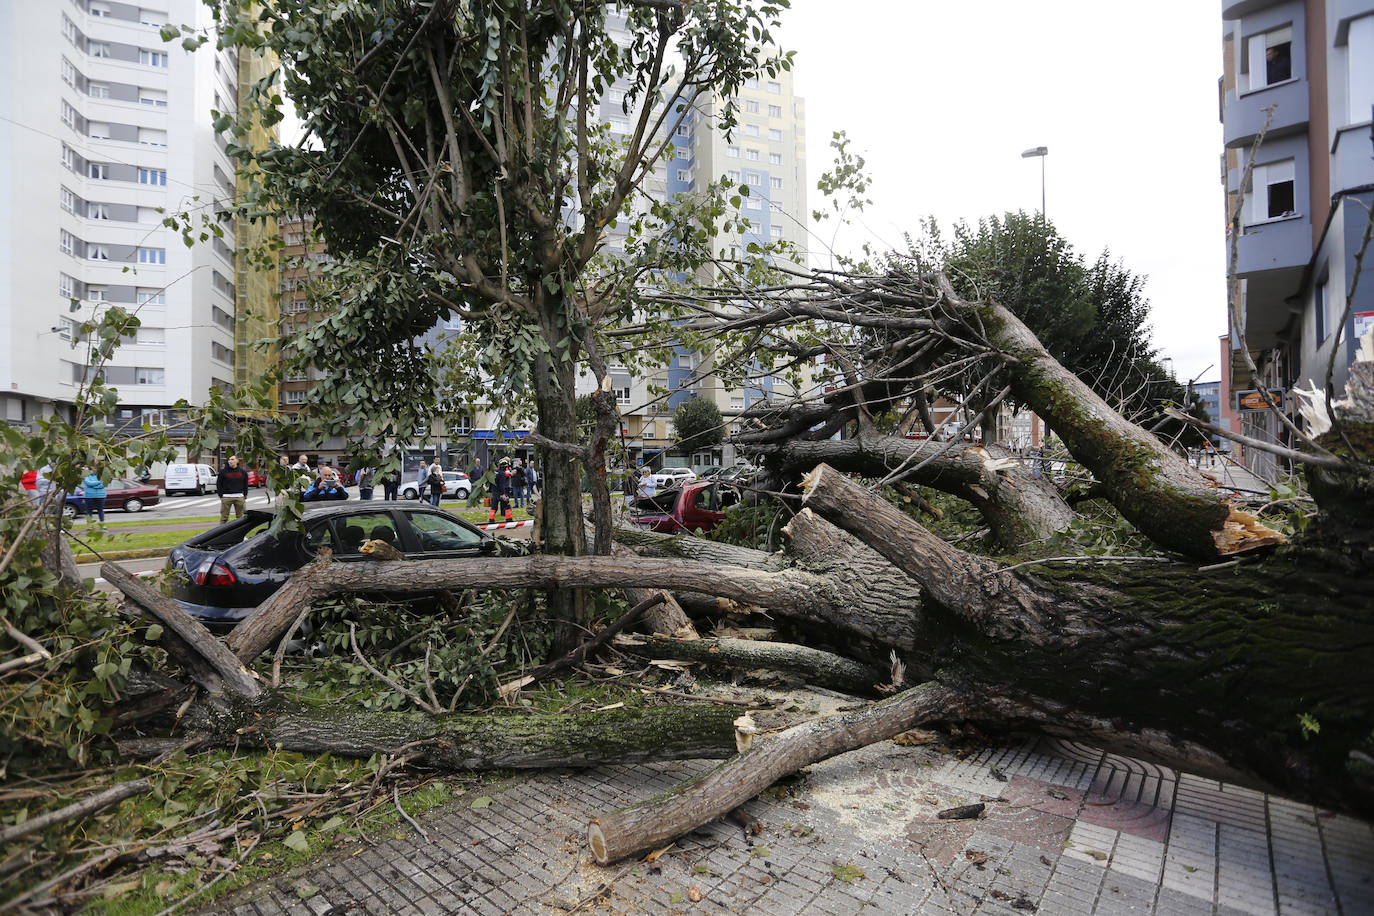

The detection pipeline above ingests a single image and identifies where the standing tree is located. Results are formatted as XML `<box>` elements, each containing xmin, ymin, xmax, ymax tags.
<box><xmin>672</xmin><ymin>395</ymin><xmax>724</xmax><ymax>457</ymax></box>
<box><xmin>207</xmin><ymin>0</ymin><xmax>793</xmax><ymax>636</ymax></box>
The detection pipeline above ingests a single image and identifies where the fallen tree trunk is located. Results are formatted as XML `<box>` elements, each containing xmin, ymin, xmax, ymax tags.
<box><xmin>799</xmin><ymin>463</ymin><xmax>1374</xmax><ymax>815</ymax></box>
<box><xmin>196</xmin><ymin>701</ymin><xmax>741</xmax><ymax>770</ymax></box>
<box><xmin>757</xmin><ymin>429</ymin><xmax>1075</xmax><ymax>549</ymax></box>
<box><xmin>614</xmin><ymin>635</ymin><xmax>888</xmax><ymax>694</ymax></box>
<box><xmin>587</xmin><ymin>682</ymin><xmax>960</xmax><ymax>864</ymax></box>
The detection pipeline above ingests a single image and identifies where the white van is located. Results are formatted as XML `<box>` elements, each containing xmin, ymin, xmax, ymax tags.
<box><xmin>164</xmin><ymin>463</ymin><xmax>217</xmax><ymax>496</ymax></box>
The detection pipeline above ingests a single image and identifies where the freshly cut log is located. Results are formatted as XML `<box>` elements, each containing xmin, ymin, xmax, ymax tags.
<box><xmin>615</xmin><ymin>635</ymin><xmax>887</xmax><ymax>694</ymax></box>
<box><xmin>587</xmin><ymin>681</ymin><xmax>958</xmax><ymax>865</ymax></box>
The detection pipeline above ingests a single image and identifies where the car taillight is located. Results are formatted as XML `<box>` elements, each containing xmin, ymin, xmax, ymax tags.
<box><xmin>194</xmin><ymin>559</ymin><xmax>237</xmax><ymax>587</ymax></box>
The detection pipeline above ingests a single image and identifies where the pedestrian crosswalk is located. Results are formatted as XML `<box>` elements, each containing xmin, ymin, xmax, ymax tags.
<box><xmin>152</xmin><ymin>493</ymin><xmax>277</xmax><ymax>514</ymax></box>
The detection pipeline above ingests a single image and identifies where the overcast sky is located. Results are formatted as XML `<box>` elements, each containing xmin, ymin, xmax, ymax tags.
<box><xmin>782</xmin><ymin>0</ymin><xmax>1226</xmax><ymax>384</ymax></box>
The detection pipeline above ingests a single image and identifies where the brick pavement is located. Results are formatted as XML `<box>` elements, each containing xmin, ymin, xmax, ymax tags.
<box><xmin>200</xmin><ymin>733</ymin><xmax>1374</xmax><ymax>915</ymax></box>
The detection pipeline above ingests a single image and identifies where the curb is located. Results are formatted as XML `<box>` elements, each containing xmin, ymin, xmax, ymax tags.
<box><xmin>74</xmin><ymin>548</ymin><xmax>168</xmax><ymax>564</ymax></box>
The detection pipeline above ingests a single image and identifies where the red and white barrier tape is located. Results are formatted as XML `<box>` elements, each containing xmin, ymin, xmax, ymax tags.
<box><xmin>479</xmin><ymin>519</ymin><xmax>535</xmax><ymax>531</ymax></box>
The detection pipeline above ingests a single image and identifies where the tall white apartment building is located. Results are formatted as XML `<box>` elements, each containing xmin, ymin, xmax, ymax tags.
<box><xmin>0</xmin><ymin>0</ymin><xmax>242</xmax><ymax>432</ymax></box>
<box><xmin>590</xmin><ymin>24</ymin><xmax>809</xmax><ymax>469</ymax></box>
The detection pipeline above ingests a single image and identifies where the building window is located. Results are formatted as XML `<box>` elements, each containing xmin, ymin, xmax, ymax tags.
<box><xmin>137</xmin><ymin>288</ymin><xmax>165</xmax><ymax>304</ymax></box>
<box><xmin>1348</xmin><ymin>16</ymin><xmax>1374</xmax><ymax>126</ymax></box>
<box><xmin>138</xmin><ymin>168</ymin><xmax>167</xmax><ymax>186</ymax></box>
<box><xmin>675</xmin><ymin>123</ymin><xmax>689</xmax><ymax>137</ymax></box>
<box><xmin>1249</xmin><ymin>158</ymin><xmax>1295</xmax><ymax>223</ymax></box>
<box><xmin>211</xmin><ymin>341</ymin><xmax>233</xmax><ymax>363</ymax></box>
<box><xmin>87</xmin><ymin>202</ymin><xmax>110</xmax><ymax>220</ymax></box>
<box><xmin>89</xmin><ymin>3</ymin><xmax>112</xmax><ymax>17</ymax></box>
<box><xmin>744</xmin><ymin>99</ymin><xmax>759</xmax><ymax>113</ymax></box>
<box><xmin>676</xmin><ymin>169</ymin><xmax>691</xmax><ymax>182</ymax></box>
<box><xmin>1246</xmin><ymin>26</ymin><xmax>1292</xmax><ymax>92</ymax></box>
<box><xmin>61</xmin><ymin>101</ymin><xmax>78</xmax><ymax>130</ymax></box>
<box><xmin>61</xmin><ymin>187</ymin><xmax>76</xmax><ymax>213</ymax></box>
<box><xmin>727</xmin><ymin>169</ymin><xmax>740</xmax><ymax>183</ymax></box>
<box><xmin>743</xmin><ymin>76</ymin><xmax>759</xmax><ymax>89</ymax></box>
<box><xmin>59</xmin><ymin>273</ymin><xmax>76</xmax><ymax>299</ymax></box>
<box><xmin>768</xmin><ymin>104</ymin><xmax>781</xmax><ymax>118</ymax></box>
<box><xmin>768</xmin><ymin>128</ymin><xmax>782</xmax><ymax>141</ymax></box>
<box><xmin>140</xmin><ymin>89</ymin><xmax>167</xmax><ymax>107</ymax></box>
<box><xmin>745</xmin><ymin>124</ymin><xmax>759</xmax><ymax>136</ymax></box>
<box><xmin>770</xmin><ymin>176</ymin><xmax>783</xmax><ymax>189</ymax></box>
<box><xmin>60</xmin><ymin>229</ymin><xmax>76</xmax><ymax>255</ymax></box>
<box><xmin>88</xmin><ymin>245</ymin><xmax>110</xmax><ymax>260</ymax></box>
<box><xmin>137</xmin><ymin>247</ymin><xmax>166</xmax><ymax>264</ymax></box>
<box><xmin>89</xmin><ymin>42</ymin><xmax>111</xmax><ymax>59</ymax></box>
<box><xmin>744</xmin><ymin>171</ymin><xmax>761</xmax><ymax>185</ymax></box>
<box><xmin>63</xmin><ymin>15</ymin><xmax>79</xmax><ymax>45</ymax></box>
<box><xmin>88</xmin><ymin>286</ymin><xmax>107</xmax><ymax>301</ymax></box>
<box><xmin>88</xmin><ymin>122</ymin><xmax>111</xmax><ymax>140</ymax></box>
<box><xmin>608</xmin><ymin>117</ymin><xmax>630</xmax><ymax>134</ymax></box>
<box><xmin>62</xmin><ymin>144</ymin><xmax>77</xmax><ymax>171</ymax></box>
<box><xmin>769</xmin><ymin>152</ymin><xmax>783</xmax><ymax>165</ymax></box>
<box><xmin>282</xmin><ymin>388</ymin><xmax>306</xmax><ymax>405</ymax></box>
<box><xmin>135</xmin><ymin>367</ymin><xmax>165</xmax><ymax>384</ymax></box>
<box><xmin>766</xmin><ymin>80</ymin><xmax>781</xmax><ymax>94</ymax></box>
<box><xmin>139</xmin><ymin>128</ymin><xmax>166</xmax><ymax>147</ymax></box>
<box><xmin>745</xmin><ymin>197</ymin><xmax>762</xmax><ymax>211</ymax></box>
<box><xmin>726</xmin><ymin>146</ymin><xmax>740</xmax><ymax>158</ymax></box>
<box><xmin>746</xmin><ymin>148</ymin><xmax>760</xmax><ymax>161</ymax></box>
<box><xmin>768</xmin><ymin>200</ymin><xmax>782</xmax><ymax>212</ymax></box>
<box><xmin>730</xmin><ymin>396</ymin><xmax>745</xmax><ymax>411</ymax></box>
<box><xmin>88</xmin><ymin>162</ymin><xmax>108</xmax><ymax>179</ymax></box>
<box><xmin>140</xmin><ymin>49</ymin><xmax>169</xmax><ymax>67</ymax></box>
<box><xmin>62</xmin><ymin>58</ymin><xmax>78</xmax><ymax>87</ymax></box>
<box><xmin>614</xmin><ymin>385</ymin><xmax>631</xmax><ymax>406</ymax></box>
<box><xmin>135</xmin><ymin>327</ymin><xmax>165</xmax><ymax>345</ymax></box>
<box><xmin>770</xmin><ymin>226</ymin><xmax>784</xmax><ymax>239</ymax></box>
<box><xmin>139</xmin><ymin>9</ymin><xmax>165</xmax><ymax>26</ymax></box>
<box><xmin>674</xmin><ymin>146</ymin><xmax>689</xmax><ymax>159</ymax></box>
<box><xmin>87</xmin><ymin>83</ymin><xmax>109</xmax><ymax>99</ymax></box>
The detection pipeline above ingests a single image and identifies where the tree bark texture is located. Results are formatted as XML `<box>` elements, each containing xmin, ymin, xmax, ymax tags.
<box><xmin>800</xmin><ymin>463</ymin><xmax>1374</xmax><ymax>815</ymax></box>
<box><xmin>615</xmin><ymin>635</ymin><xmax>887</xmax><ymax>694</ymax></box>
<box><xmin>203</xmin><ymin>701</ymin><xmax>740</xmax><ymax>770</ymax></box>
<box><xmin>760</xmin><ymin>430</ymin><xmax>1075</xmax><ymax>549</ymax></box>
<box><xmin>958</xmin><ymin>284</ymin><xmax>1281</xmax><ymax>561</ymax></box>
<box><xmin>587</xmin><ymin>682</ymin><xmax>961</xmax><ymax>865</ymax></box>
<box><xmin>102</xmin><ymin>561</ymin><xmax>260</xmax><ymax>699</ymax></box>
<box><xmin>533</xmin><ymin>342</ymin><xmax>589</xmax><ymax>648</ymax></box>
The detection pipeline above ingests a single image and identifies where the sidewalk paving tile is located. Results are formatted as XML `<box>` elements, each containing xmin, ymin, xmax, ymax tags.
<box><xmin>196</xmin><ymin>732</ymin><xmax>1374</xmax><ymax>916</ymax></box>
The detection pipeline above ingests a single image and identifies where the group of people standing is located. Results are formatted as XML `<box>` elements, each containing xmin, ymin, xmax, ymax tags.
<box><xmin>20</xmin><ymin>465</ymin><xmax>108</xmax><ymax>520</ymax></box>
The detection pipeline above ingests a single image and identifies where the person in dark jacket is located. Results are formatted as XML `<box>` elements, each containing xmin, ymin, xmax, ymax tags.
<box><xmin>355</xmin><ymin>467</ymin><xmax>375</xmax><ymax>500</ymax></box>
<box><xmin>381</xmin><ymin>467</ymin><xmax>401</xmax><ymax>501</ymax></box>
<box><xmin>217</xmin><ymin>455</ymin><xmax>250</xmax><ymax>522</ymax></box>
<box><xmin>512</xmin><ymin>460</ymin><xmax>528</xmax><ymax>508</ymax></box>
<box><xmin>488</xmin><ymin>456</ymin><xmax>514</xmax><ymax>523</ymax></box>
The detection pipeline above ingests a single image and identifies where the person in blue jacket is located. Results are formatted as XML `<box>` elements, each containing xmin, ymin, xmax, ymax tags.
<box><xmin>81</xmin><ymin>468</ymin><xmax>107</xmax><ymax>522</ymax></box>
<box><xmin>302</xmin><ymin>470</ymin><xmax>348</xmax><ymax>501</ymax></box>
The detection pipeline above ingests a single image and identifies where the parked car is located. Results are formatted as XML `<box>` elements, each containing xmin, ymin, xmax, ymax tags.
<box><xmin>245</xmin><ymin>468</ymin><xmax>266</xmax><ymax>487</ymax></box>
<box><xmin>400</xmin><ymin>470</ymin><xmax>472</xmax><ymax>500</ymax></box>
<box><xmin>717</xmin><ymin>464</ymin><xmax>757</xmax><ymax>486</ymax></box>
<box><xmin>650</xmin><ymin>467</ymin><xmax>697</xmax><ymax>490</ymax></box>
<box><xmin>630</xmin><ymin>480</ymin><xmax>741</xmax><ymax>535</ymax></box>
<box><xmin>63</xmin><ymin>478</ymin><xmax>162</xmax><ymax>517</ymax></box>
<box><xmin>166</xmin><ymin>503</ymin><xmax>512</xmax><ymax>631</ymax></box>
<box><xmin>164</xmin><ymin>463</ymin><xmax>218</xmax><ymax>496</ymax></box>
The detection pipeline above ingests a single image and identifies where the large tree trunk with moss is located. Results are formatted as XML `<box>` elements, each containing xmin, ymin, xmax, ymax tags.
<box><xmin>532</xmin><ymin>343</ymin><xmax>589</xmax><ymax>650</ymax></box>
<box><xmin>186</xmin><ymin>701</ymin><xmax>740</xmax><ymax>770</ymax></box>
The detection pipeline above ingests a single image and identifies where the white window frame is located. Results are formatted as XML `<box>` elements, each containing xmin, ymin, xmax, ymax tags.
<box><xmin>137</xmin><ymin>247</ymin><xmax>166</xmax><ymax>264</ymax></box>
<box><xmin>62</xmin><ymin>58</ymin><xmax>78</xmax><ymax>87</ymax></box>
<box><xmin>87</xmin><ymin>286</ymin><xmax>108</xmax><ymax>301</ymax></box>
<box><xmin>744</xmin><ymin>197</ymin><xmax>763</xmax><ymax>211</ymax></box>
<box><xmin>726</xmin><ymin>146</ymin><xmax>740</xmax><ymax>158</ymax></box>
<box><xmin>1248</xmin><ymin>158</ymin><xmax>1297</xmax><ymax>224</ymax></box>
<box><xmin>1348</xmin><ymin>15</ymin><xmax>1374</xmax><ymax>126</ymax></box>
<box><xmin>139</xmin><ymin>49</ymin><xmax>169</xmax><ymax>68</ymax></box>
<box><xmin>608</xmin><ymin>117</ymin><xmax>630</xmax><ymax>134</ymax></box>
<box><xmin>135</xmin><ymin>327</ymin><xmax>165</xmax><ymax>345</ymax></box>
<box><xmin>63</xmin><ymin>15</ymin><xmax>79</xmax><ymax>45</ymax></box>
<box><xmin>1245</xmin><ymin>26</ymin><xmax>1293</xmax><ymax>93</ymax></box>
<box><xmin>768</xmin><ymin>104</ymin><xmax>782</xmax><ymax>118</ymax></box>
<box><xmin>136</xmin><ymin>288</ymin><xmax>165</xmax><ymax>305</ymax></box>
<box><xmin>727</xmin><ymin>169</ymin><xmax>740</xmax><ymax>183</ymax></box>
<box><xmin>676</xmin><ymin>169</ymin><xmax>691</xmax><ymax>182</ymax></box>
<box><xmin>135</xmin><ymin>367</ymin><xmax>165</xmax><ymax>384</ymax></box>
<box><xmin>60</xmin><ymin>229</ymin><xmax>76</xmax><ymax>256</ymax></box>
<box><xmin>139</xmin><ymin>9</ymin><xmax>165</xmax><ymax>27</ymax></box>
<box><xmin>744</xmin><ymin>99</ymin><xmax>759</xmax><ymax>113</ymax></box>
<box><xmin>770</xmin><ymin>176</ymin><xmax>783</xmax><ymax>189</ymax></box>
<box><xmin>744</xmin><ymin>124</ymin><xmax>759</xmax><ymax>136</ymax></box>
<box><xmin>282</xmin><ymin>388</ymin><xmax>307</xmax><ymax>405</ymax></box>
<box><xmin>89</xmin><ymin>42</ymin><xmax>111</xmax><ymax>59</ymax></box>
<box><xmin>87</xmin><ymin>245</ymin><xmax>110</xmax><ymax>261</ymax></box>
<box><xmin>87</xmin><ymin>83</ymin><xmax>109</xmax><ymax>99</ymax></box>
<box><xmin>770</xmin><ymin>226</ymin><xmax>784</xmax><ymax>239</ymax></box>
<box><xmin>61</xmin><ymin>101</ymin><xmax>78</xmax><ymax>130</ymax></box>
<box><xmin>139</xmin><ymin>89</ymin><xmax>168</xmax><ymax>108</ymax></box>
<box><xmin>61</xmin><ymin>187</ymin><xmax>76</xmax><ymax>213</ymax></box>
<box><xmin>768</xmin><ymin>128</ymin><xmax>783</xmax><ymax>141</ymax></box>
<box><xmin>746</xmin><ymin>148</ymin><xmax>760</xmax><ymax>161</ymax></box>
<box><xmin>59</xmin><ymin>273</ymin><xmax>77</xmax><ymax>299</ymax></box>
<box><xmin>62</xmin><ymin>144</ymin><xmax>77</xmax><ymax>171</ymax></box>
<box><xmin>88</xmin><ymin>162</ymin><xmax>108</xmax><ymax>180</ymax></box>
<box><xmin>769</xmin><ymin>152</ymin><xmax>782</xmax><ymax>165</ymax></box>
<box><xmin>766</xmin><ymin>80</ymin><xmax>781</xmax><ymax>94</ymax></box>
<box><xmin>87</xmin><ymin>202</ymin><xmax>110</xmax><ymax>220</ymax></box>
<box><xmin>88</xmin><ymin>122</ymin><xmax>111</xmax><ymax>140</ymax></box>
<box><xmin>89</xmin><ymin>3</ymin><xmax>112</xmax><ymax>17</ymax></box>
<box><xmin>138</xmin><ymin>128</ymin><xmax>167</xmax><ymax>147</ymax></box>
<box><xmin>138</xmin><ymin>168</ymin><xmax>167</xmax><ymax>186</ymax></box>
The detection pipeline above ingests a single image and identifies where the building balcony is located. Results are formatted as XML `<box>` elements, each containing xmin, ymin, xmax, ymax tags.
<box><xmin>1222</xmin><ymin>0</ymin><xmax>1285</xmax><ymax>18</ymax></box>
<box><xmin>1235</xmin><ymin>212</ymin><xmax>1310</xmax><ymax>278</ymax></box>
<box><xmin>1223</xmin><ymin>78</ymin><xmax>1308</xmax><ymax>149</ymax></box>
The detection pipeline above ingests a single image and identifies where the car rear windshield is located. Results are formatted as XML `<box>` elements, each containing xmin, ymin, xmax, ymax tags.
<box><xmin>187</xmin><ymin>513</ymin><xmax>274</xmax><ymax>549</ymax></box>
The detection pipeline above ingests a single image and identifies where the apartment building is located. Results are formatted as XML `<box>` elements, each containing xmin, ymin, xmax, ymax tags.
<box><xmin>0</xmin><ymin>0</ymin><xmax>268</xmax><ymax>435</ymax></box>
<box><xmin>1221</xmin><ymin>0</ymin><xmax>1374</xmax><ymax>472</ymax></box>
<box><xmin>595</xmin><ymin>40</ymin><xmax>810</xmax><ymax>470</ymax></box>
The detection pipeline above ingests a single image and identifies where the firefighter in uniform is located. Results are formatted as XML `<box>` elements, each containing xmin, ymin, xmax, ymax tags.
<box><xmin>489</xmin><ymin>456</ymin><xmax>515</xmax><ymax>524</ymax></box>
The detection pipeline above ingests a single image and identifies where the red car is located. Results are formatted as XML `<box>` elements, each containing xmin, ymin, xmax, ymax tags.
<box><xmin>64</xmin><ymin>478</ymin><xmax>162</xmax><ymax>517</ymax></box>
<box><xmin>630</xmin><ymin>480</ymin><xmax>741</xmax><ymax>535</ymax></box>
<box><xmin>246</xmin><ymin>468</ymin><xmax>265</xmax><ymax>486</ymax></box>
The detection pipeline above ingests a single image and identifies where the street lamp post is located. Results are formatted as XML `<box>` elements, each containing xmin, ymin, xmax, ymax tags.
<box><xmin>1021</xmin><ymin>146</ymin><xmax>1048</xmax><ymax>219</ymax></box>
